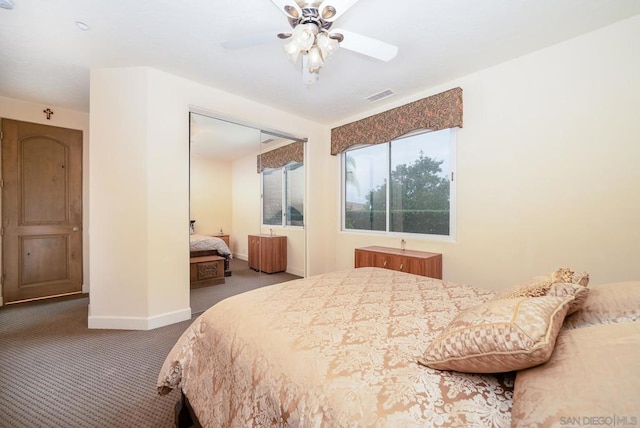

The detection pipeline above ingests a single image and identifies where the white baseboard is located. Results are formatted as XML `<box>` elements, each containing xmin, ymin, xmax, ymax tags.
<box><xmin>234</xmin><ymin>253</ymin><xmax>303</xmax><ymax>276</ymax></box>
<box><xmin>287</xmin><ymin>267</ymin><xmax>305</xmax><ymax>277</ymax></box>
<box><xmin>234</xmin><ymin>252</ymin><xmax>248</xmax><ymax>261</ymax></box>
<box><xmin>87</xmin><ymin>305</ymin><xmax>191</xmax><ymax>330</ymax></box>
<box><xmin>147</xmin><ymin>308</ymin><xmax>192</xmax><ymax>329</ymax></box>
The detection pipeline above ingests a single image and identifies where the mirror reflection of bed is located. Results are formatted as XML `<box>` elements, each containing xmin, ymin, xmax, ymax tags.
<box><xmin>188</xmin><ymin>112</ymin><xmax>306</xmax><ymax>312</ymax></box>
<box><xmin>189</xmin><ymin>232</ymin><xmax>233</xmax><ymax>284</ymax></box>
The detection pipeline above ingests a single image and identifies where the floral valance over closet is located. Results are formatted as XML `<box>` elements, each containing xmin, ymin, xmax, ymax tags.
<box><xmin>257</xmin><ymin>141</ymin><xmax>305</xmax><ymax>173</ymax></box>
<box><xmin>330</xmin><ymin>87</ymin><xmax>463</xmax><ymax>155</ymax></box>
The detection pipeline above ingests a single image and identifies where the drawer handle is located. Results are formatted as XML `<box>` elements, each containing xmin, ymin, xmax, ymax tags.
<box><xmin>383</xmin><ymin>260</ymin><xmax>387</xmax><ymax>268</ymax></box>
<box><xmin>400</xmin><ymin>263</ymin><xmax>403</xmax><ymax>271</ymax></box>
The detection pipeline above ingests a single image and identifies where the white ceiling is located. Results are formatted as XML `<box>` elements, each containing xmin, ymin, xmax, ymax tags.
<box><xmin>1</xmin><ymin>0</ymin><xmax>639</xmax><ymax>125</ymax></box>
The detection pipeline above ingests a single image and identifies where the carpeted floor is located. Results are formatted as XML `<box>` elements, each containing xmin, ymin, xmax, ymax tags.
<box><xmin>190</xmin><ymin>258</ymin><xmax>301</xmax><ymax>315</ymax></box>
<box><xmin>0</xmin><ymin>259</ymin><xmax>300</xmax><ymax>428</ymax></box>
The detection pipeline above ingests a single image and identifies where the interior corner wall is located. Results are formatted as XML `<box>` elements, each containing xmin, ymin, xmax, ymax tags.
<box><xmin>326</xmin><ymin>15</ymin><xmax>640</xmax><ymax>290</ymax></box>
<box><xmin>89</xmin><ymin>66</ymin><xmax>325</xmax><ymax>329</ymax></box>
<box><xmin>88</xmin><ymin>68</ymin><xmax>158</xmax><ymax>329</ymax></box>
<box><xmin>0</xmin><ymin>96</ymin><xmax>91</xmax><ymax>307</ymax></box>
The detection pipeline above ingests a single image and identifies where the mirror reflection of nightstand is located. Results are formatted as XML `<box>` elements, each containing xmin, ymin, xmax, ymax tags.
<box><xmin>248</xmin><ymin>234</ymin><xmax>287</xmax><ymax>273</ymax></box>
<box><xmin>215</xmin><ymin>234</ymin><xmax>230</xmax><ymax>247</ymax></box>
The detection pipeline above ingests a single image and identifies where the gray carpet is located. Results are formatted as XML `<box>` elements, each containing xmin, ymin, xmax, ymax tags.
<box><xmin>0</xmin><ymin>259</ymin><xmax>300</xmax><ymax>427</ymax></box>
<box><xmin>190</xmin><ymin>258</ymin><xmax>301</xmax><ymax>315</ymax></box>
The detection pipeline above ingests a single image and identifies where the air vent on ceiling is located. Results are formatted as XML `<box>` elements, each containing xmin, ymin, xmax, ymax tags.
<box><xmin>261</xmin><ymin>138</ymin><xmax>275</xmax><ymax>144</ymax></box>
<box><xmin>365</xmin><ymin>89</ymin><xmax>396</xmax><ymax>103</ymax></box>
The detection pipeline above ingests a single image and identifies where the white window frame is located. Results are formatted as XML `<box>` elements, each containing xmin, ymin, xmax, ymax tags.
<box><xmin>340</xmin><ymin>128</ymin><xmax>457</xmax><ymax>241</ymax></box>
<box><xmin>261</xmin><ymin>162</ymin><xmax>305</xmax><ymax>229</ymax></box>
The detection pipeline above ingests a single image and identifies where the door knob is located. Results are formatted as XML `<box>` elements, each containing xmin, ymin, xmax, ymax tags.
<box><xmin>72</xmin><ymin>226</ymin><xmax>80</xmax><ymax>232</ymax></box>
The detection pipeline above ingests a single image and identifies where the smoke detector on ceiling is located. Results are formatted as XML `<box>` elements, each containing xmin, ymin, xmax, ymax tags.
<box><xmin>0</xmin><ymin>0</ymin><xmax>14</xmax><ymax>10</ymax></box>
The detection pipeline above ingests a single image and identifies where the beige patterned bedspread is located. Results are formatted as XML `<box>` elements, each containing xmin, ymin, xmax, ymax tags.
<box><xmin>158</xmin><ymin>268</ymin><xmax>514</xmax><ymax>427</ymax></box>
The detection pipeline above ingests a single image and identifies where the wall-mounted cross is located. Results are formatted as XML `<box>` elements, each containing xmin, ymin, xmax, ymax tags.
<box><xmin>43</xmin><ymin>108</ymin><xmax>54</xmax><ymax>120</ymax></box>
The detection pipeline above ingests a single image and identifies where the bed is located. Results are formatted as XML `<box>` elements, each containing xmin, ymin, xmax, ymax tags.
<box><xmin>157</xmin><ymin>267</ymin><xmax>640</xmax><ymax>427</ymax></box>
<box><xmin>190</xmin><ymin>234</ymin><xmax>232</xmax><ymax>277</ymax></box>
<box><xmin>158</xmin><ymin>267</ymin><xmax>513</xmax><ymax>426</ymax></box>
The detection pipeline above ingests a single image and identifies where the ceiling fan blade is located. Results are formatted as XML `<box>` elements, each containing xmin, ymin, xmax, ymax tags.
<box><xmin>332</xmin><ymin>29</ymin><xmax>398</xmax><ymax>61</ymax></box>
<box><xmin>271</xmin><ymin>0</ymin><xmax>301</xmax><ymax>19</ymax></box>
<box><xmin>320</xmin><ymin>0</ymin><xmax>360</xmax><ymax>21</ymax></box>
<box><xmin>221</xmin><ymin>31</ymin><xmax>280</xmax><ymax>50</ymax></box>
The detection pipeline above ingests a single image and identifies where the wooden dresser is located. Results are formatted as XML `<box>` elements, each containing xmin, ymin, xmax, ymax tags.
<box><xmin>354</xmin><ymin>246</ymin><xmax>442</xmax><ymax>279</ymax></box>
<box><xmin>248</xmin><ymin>234</ymin><xmax>287</xmax><ymax>274</ymax></box>
<box><xmin>190</xmin><ymin>255</ymin><xmax>225</xmax><ymax>288</ymax></box>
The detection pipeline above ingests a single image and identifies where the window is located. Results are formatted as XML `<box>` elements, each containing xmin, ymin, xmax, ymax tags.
<box><xmin>342</xmin><ymin>128</ymin><xmax>455</xmax><ymax>237</ymax></box>
<box><xmin>262</xmin><ymin>162</ymin><xmax>304</xmax><ymax>227</ymax></box>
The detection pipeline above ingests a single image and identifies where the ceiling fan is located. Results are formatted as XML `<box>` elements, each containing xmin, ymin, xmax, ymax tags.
<box><xmin>221</xmin><ymin>0</ymin><xmax>399</xmax><ymax>84</ymax></box>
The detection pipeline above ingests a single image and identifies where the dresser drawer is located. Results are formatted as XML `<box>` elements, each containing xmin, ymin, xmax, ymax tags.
<box><xmin>355</xmin><ymin>246</ymin><xmax>442</xmax><ymax>279</ymax></box>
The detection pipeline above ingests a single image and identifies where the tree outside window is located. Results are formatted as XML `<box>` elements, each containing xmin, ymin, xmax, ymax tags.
<box><xmin>344</xmin><ymin>129</ymin><xmax>454</xmax><ymax>237</ymax></box>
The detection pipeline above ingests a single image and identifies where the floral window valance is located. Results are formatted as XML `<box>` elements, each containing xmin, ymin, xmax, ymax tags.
<box><xmin>257</xmin><ymin>141</ymin><xmax>304</xmax><ymax>173</ymax></box>
<box><xmin>330</xmin><ymin>87</ymin><xmax>463</xmax><ymax>155</ymax></box>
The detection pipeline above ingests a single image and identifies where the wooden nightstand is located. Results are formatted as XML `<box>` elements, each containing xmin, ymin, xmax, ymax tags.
<box><xmin>248</xmin><ymin>234</ymin><xmax>287</xmax><ymax>273</ymax></box>
<box><xmin>354</xmin><ymin>246</ymin><xmax>442</xmax><ymax>279</ymax></box>
<box><xmin>215</xmin><ymin>234</ymin><xmax>230</xmax><ymax>247</ymax></box>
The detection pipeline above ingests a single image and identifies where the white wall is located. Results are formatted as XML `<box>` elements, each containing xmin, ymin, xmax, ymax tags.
<box><xmin>88</xmin><ymin>68</ymin><xmax>156</xmax><ymax>328</ymax></box>
<box><xmin>0</xmin><ymin>96</ymin><xmax>90</xmax><ymax>306</ymax></box>
<box><xmin>231</xmin><ymin>153</ymin><xmax>261</xmax><ymax>259</ymax></box>
<box><xmin>190</xmin><ymin>155</ymin><xmax>233</xmax><ymax>237</ymax></box>
<box><xmin>89</xmin><ymin>67</ymin><xmax>323</xmax><ymax>329</ymax></box>
<box><xmin>325</xmin><ymin>15</ymin><xmax>640</xmax><ymax>290</ymax></box>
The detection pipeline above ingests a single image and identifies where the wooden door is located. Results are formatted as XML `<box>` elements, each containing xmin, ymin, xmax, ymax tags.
<box><xmin>1</xmin><ymin>119</ymin><xmax>83</xmax><ymax>303</ymax></box>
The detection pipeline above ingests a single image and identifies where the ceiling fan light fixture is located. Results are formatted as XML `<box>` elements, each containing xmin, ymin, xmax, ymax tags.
<box><xmin>292</xmin><ymin>23</ymin><xmax>317</xmax><ymax>50</ymax></box>
<box><xmin>321</xmin><ymin>5</ymin><xmax>336</xmax><ymax>19</ymax></box>
<box><xmin>284</xmin><ymin>5</ymin><xmax>299</xmax><ymax>19</ymax></box>
<box><xmin>284</xmin><ymin>23</ymin><xmax>323</xmax><ymax>67</ymax></box>
<box><xmin>328</xmin><ymin>32</ymin><xmax>344</xmax><ymax>43</ymax></box>
<box><xmin>283</xmin><ymin>21</ymin><xmax>339</xmax><ymax>82</ymax></box>
<box><xmin>274</xmin><ymin>3</ymin><xmax>362</xmax><ymax>84</ymax></box>
<box><xmin>316</xmin><ymin>32</ymin><xmax>339</xmax><ymax>59</ymax></box>
<box><xmin>283</xmin><ymin>39</ymin><xmax>302</xmax><ymax>63</ymax></box>
<box><xmin>307</xmin><ymin>46</ymin><xmax>324</xmax><ymax>71</ymax></box>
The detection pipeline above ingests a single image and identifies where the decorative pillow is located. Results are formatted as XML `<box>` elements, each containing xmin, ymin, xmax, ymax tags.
<box><xmin>511</xmin><ymin>321</ymin><xmax>640</xmax><ymax>426</ymax></box>
<box><xmin>546</xmin><ymin>282</ymin><xmax>589</xmax><ymax>315</ymax></box>
<box><xmin>563</xmin><ymin>281</ymin><xmax>640</xmax><ymax>329</ymax></box>
<box><xmin>494</xmin><ymin>268</ymin><xmax>589</xmax><ymax>300</ymax></box>
<box><xmin>418</xmin><ymin>295</ymin><xmax>574</xmax><ymax>373</ymax></box>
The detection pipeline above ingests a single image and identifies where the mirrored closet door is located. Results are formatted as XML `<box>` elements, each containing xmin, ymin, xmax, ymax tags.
<box><xmin>256</xmin><ymin>130</ymin><xmax>306</xmax><ymax>279</ymax></box>
<box><xmin>188</xmin><ymin>112</ymin><xmax>306</xmax><ymax>310</ymax></box>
